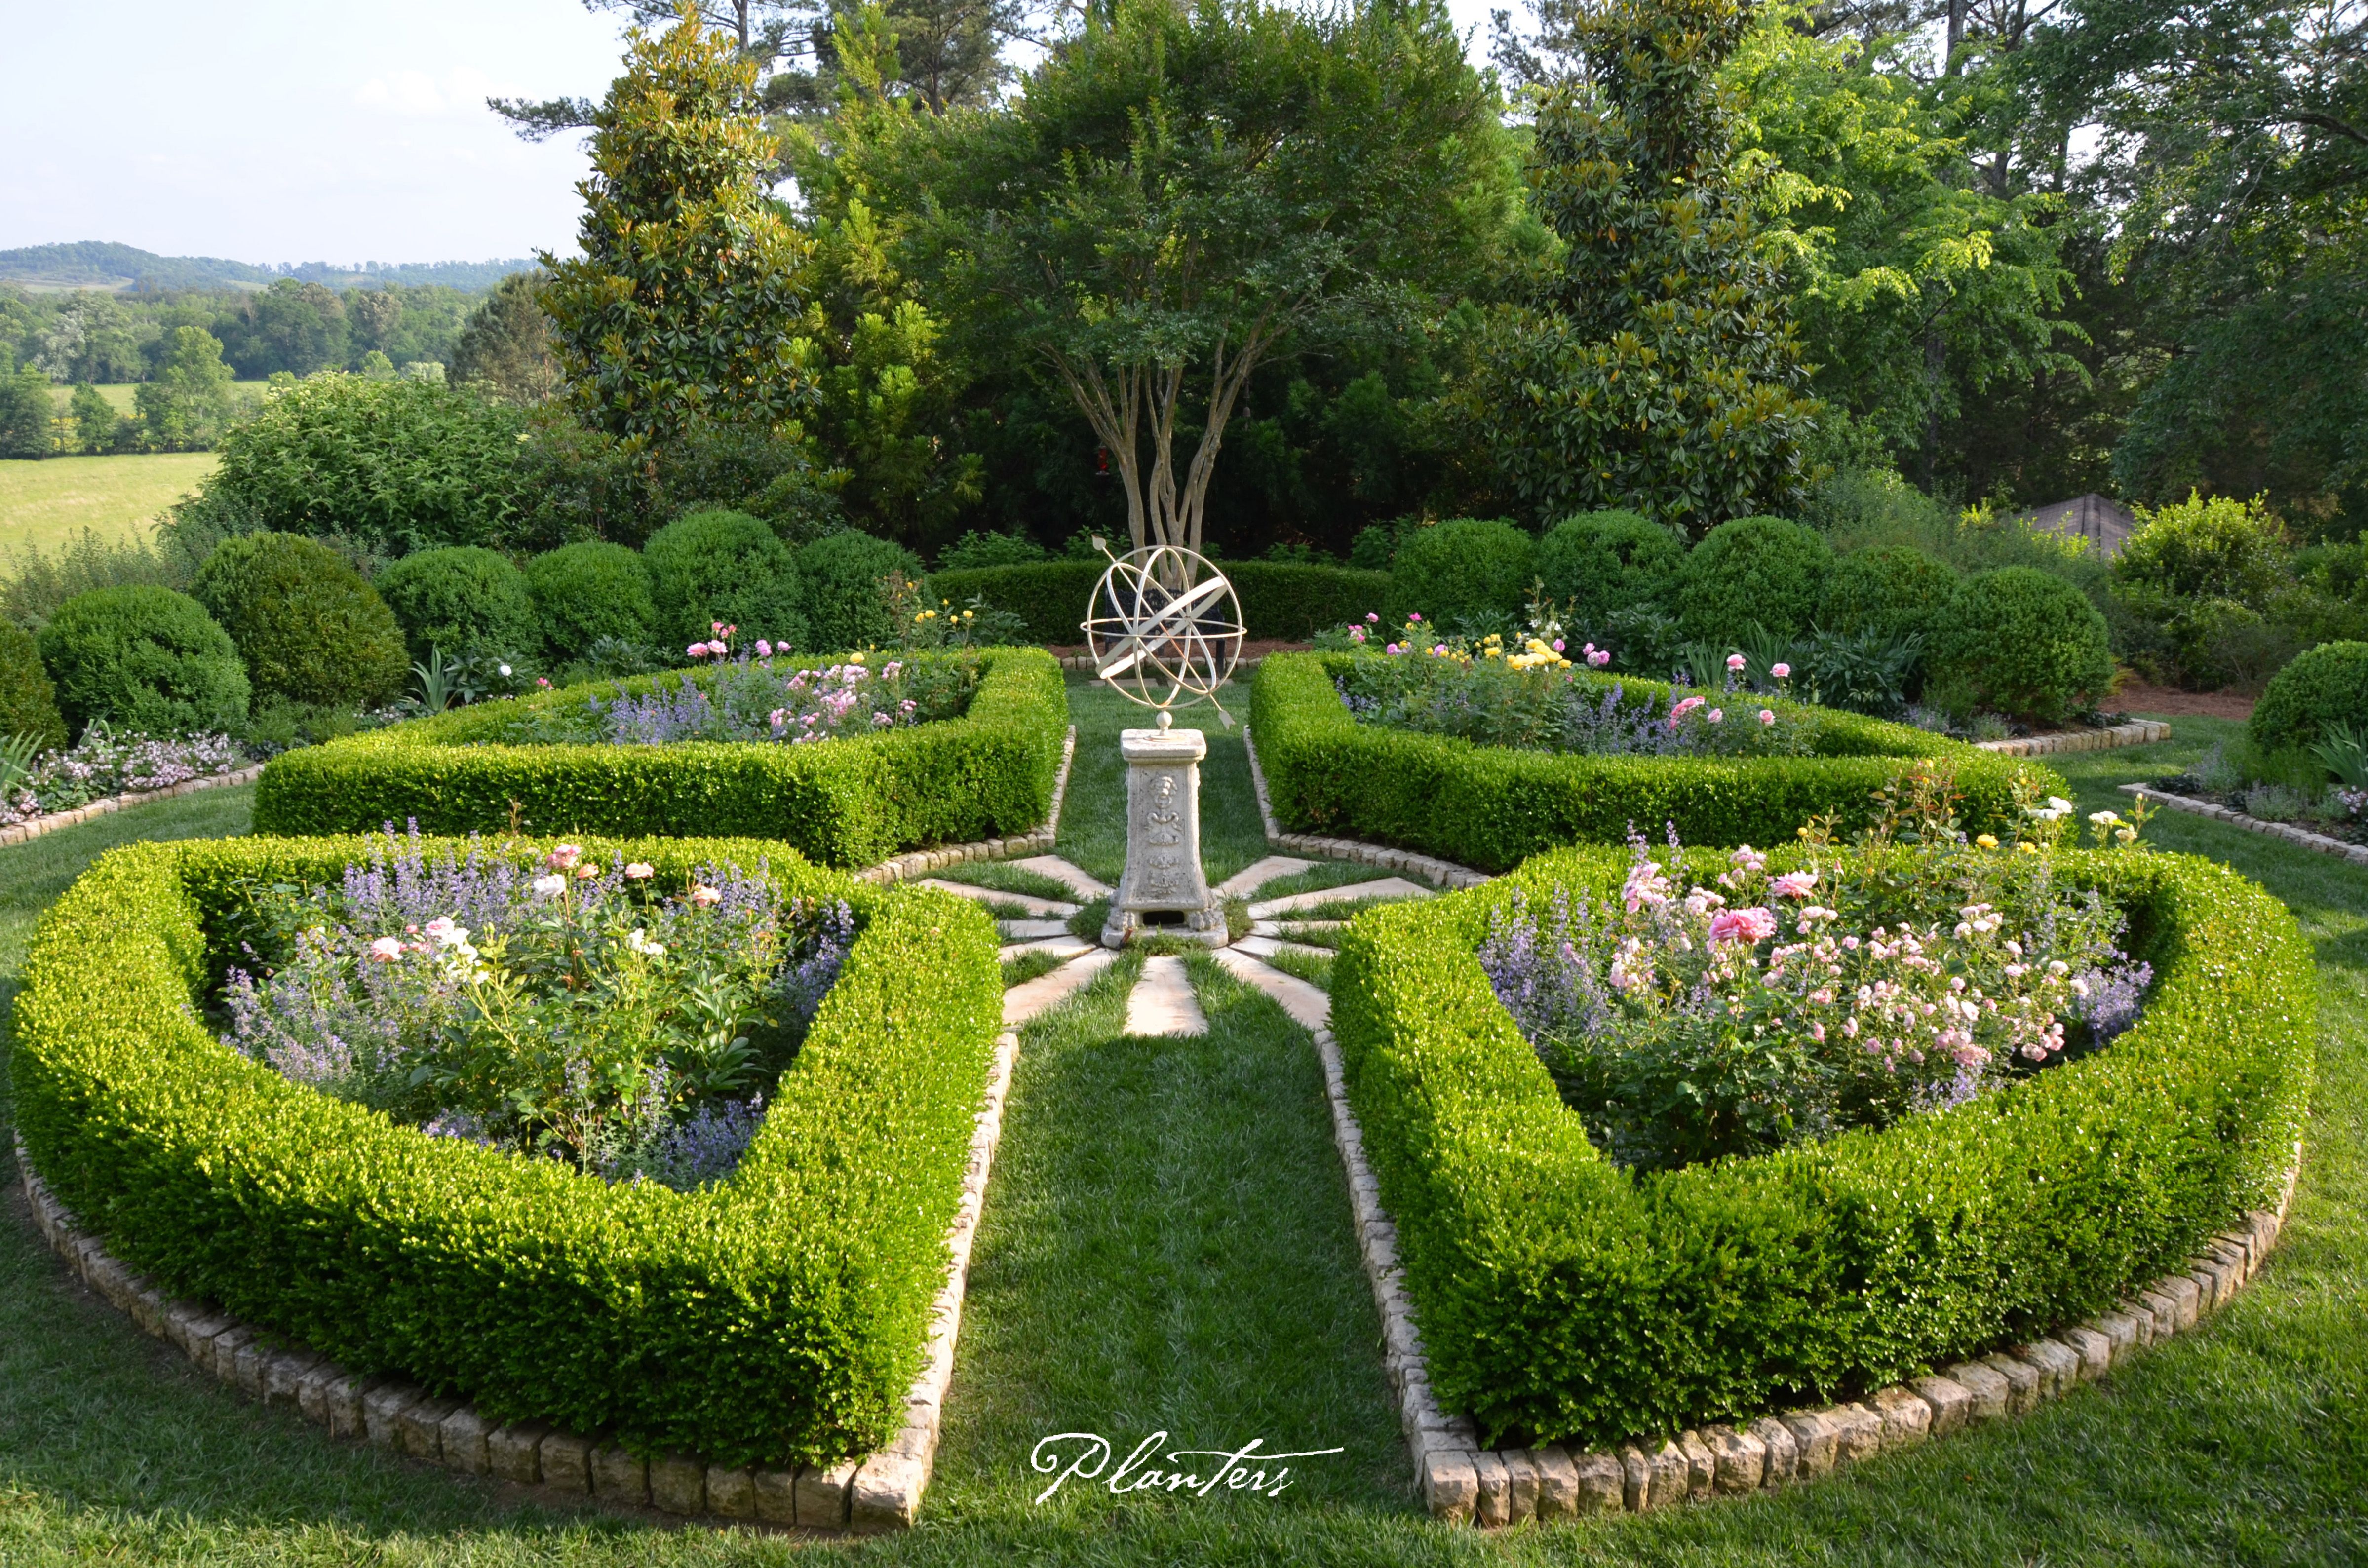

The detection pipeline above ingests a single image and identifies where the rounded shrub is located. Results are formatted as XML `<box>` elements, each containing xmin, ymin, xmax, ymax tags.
<box><xmin>37</xmin><ymin>586</ymin><xmax>250</xmax><ymax>736</ymax></box>
<box><xmin>798</xmin><ymin>531</ymin><xmax>923</xmax><ymax>653</ymax></box>
<box><xmin>2114</xmin><ymin>492</ymin><xmax>2289</xmax><ymax>605</ymax></box>
<box><xmin>1934</xmin><ymin>566</ymin><xmax>2115</xmax><ymax>724</ymax></box>
<box><xmin>373</xmin><ymin>546</ymin><xmax>541</xmax><ymax>665</ymax></box>
<box><xmin>2251</xmin><ymin>639</ymin><xmax>2368</xmax><ymax>753</ymax></box>
<box><xmin>644</xmin><ymin>509</ymin><xmax>808</xmax><ymax>652</ymax></box>
<box><xmin>1675</xmin><ymin>515</ymin><xmax>1833</xmax><ymax>641</ymax></box>
<box><xmin>524</xmin><ymin>542</ymin><xmax>656</xmax><ymax>660</ymax></box>
<box><xmin>1817</xmin><ymin>545</ymin><xmax>1960</xmax><ymax>649</ymax></box>
<box><xmin>1388</xmin><ymin>518</ymin><xmax>1536</xmax><ymax>629</ymax></box>
<box><xmin>1535</xmin><ymin>510</ymin><xmax>1686</xmax><ymax>623</ymax></box>
<box><xmin>0</xmin><ymin>621</ymin><xmax>69</xmax><ymax>752</ymax></box>
<box><xmin>191</xmin><ymin>532</ymin><xmax>408</xmax><ymax>708</ymax></box>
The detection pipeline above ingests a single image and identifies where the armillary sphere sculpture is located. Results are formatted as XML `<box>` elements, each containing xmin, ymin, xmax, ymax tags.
<box><xmin>1081</xmin><ymin>539</ymin><xmax>1245</xmax><ymax>948</ymax></box>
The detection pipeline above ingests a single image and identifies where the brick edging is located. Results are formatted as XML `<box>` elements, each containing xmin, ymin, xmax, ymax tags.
<box><xmin>0</xmin><ymin>763</ymin><xmax>265</xmax><ymax>848</ymax></box>
<box><xmin>1975</xmin><ymin>720</ymin><xmax>2172</xmax><ymax>757</ymax></box>
<box><xmin>2120</xmin><ymin>783</ymin><xmax>2368</xmax><ymax>868</ymax></box>
<box><xmin>858</xmin><ymin>726</ymin><xmax>1076</xmax><ymax>885</ymax></box>
<box><xmin>12</xmin><ymin>1025</ymin><xmax>1023</xmax><ymax>1532</ymax></box>
<box><xmin>1238</xmin><ymin>727</ymin><xmax>1491</xmax><ymax>890</ymax></box>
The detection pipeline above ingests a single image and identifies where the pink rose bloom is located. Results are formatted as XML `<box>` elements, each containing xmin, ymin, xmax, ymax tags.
<box><xmin>1726</xmin><ymin>653</ymin><xmax>1747</xmax><ymax>671</ymax></box>
<box><xmin>1771</xmin><ymin>870</ymin><xmax>1818</xmax><ymax>899</ymax></box>
<box><xmin>687</xmin><ymin>885</ymin><xmax>723</xmax><ymax>907</ymax></box>
<box><xmin>536</xmin><ymin>677</ymin><xmax>551</xmax><ymax>689</ymax></box>
<box><xmin>1758</xmin><ymin>709</ymin><xmax>1775</xmax><ymax>726</ymax></box>
<box><xmin>769</xmin><ymin>708</ymin><xmax>789</xmax><ymax>727</ymax></box>
<box><xmin>1365</xmin><ymin>612</ymin><xmax>1381</xmax><ymax>623</ymax></box>
<box><xmin>367</xmin><ymin>936</ymin><xmax>404</xmax><ymax>963</ymax></box>
<box><xmin>1771</xmin><ymin>662</ymin><xmax>1791</xmax><ymax>679</ymax></box>
<box><xmin>1707</xmin><ymin>708</ymin><xmax>1723</xmax><ymax>723</ymax></box>
<box><xmin>756</xmin><ymin>639</ymin><xmax>773</xmax><ymax>657</ymax></box>
<box><xmin>623</xmin><ymin>862</ymin><xmax>655</xmax><ymax>880</ymax></box>
<box><xmin>1407</xmin><ymin>612</ymin><xmax>1422</xmax><ymax>622</ymax></box>
<box><xmin>545</xmin><ymin>844</ymin><xmax>582</xmax><ymax>871</ymax></box>
<box><xmin>1589</xmin><ymin>649</ymin><xmax>1611</xmax><ymax>666</ymax></box>
<box><xmin>1433</xmin><ymin>644</ymin><xmax>1449</xmax><ymax>656</ymax></box>
<box><xmin>1350</xmin><ymin>626</ymin><xmax>1366</xmax><ymax>642</ymax></box>
<box><xmin>1552</xmin><ymin>638</ymin><xmax>1565</xmax><ymax>652</ymax></box>
<box><xmin>1709</xmin><ymin>906</ymin><xmax>1778</xmax><ymax>944</ymax></box>
<box><xmin>688</xmin><ymin>642</ymin><xmax>709</xmax><ymax>658</ymax></box>
<box><xmin>1384</xmin><ymin>643</ymin><xmax>1400</xmax><ymax>655</ymax></box>
<box><xmin>1671</xmin><ymin>695</ymin><xmax>1706</xmax><ymax>719</ymax></box>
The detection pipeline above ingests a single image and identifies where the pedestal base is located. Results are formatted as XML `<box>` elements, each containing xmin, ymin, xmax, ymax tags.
<box><xmin>1101</xmin><ymin>726</ymin><xmax>1227</xmax><ymax>949</ymax></box>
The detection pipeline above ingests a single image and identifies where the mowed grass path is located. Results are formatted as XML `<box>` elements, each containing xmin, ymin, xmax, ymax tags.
<box><xmin>0</xmin><ymin>452</ymin><xmax>216</xmax><ymax>556</ymax></box>
<box><xmin>0</xmin><ymin>705</ymin><xmax>2362</xmax><ymax>1563</ymax></box>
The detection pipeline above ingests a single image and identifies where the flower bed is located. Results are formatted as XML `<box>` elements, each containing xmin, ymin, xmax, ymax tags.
<box><xmin>1</xmin><ymin>723</ymin><xmax>250</xmax><ymax>827</ymax></box>
<box><xmin>11</xmin><ymin>832</ymin><xmax>1004</xmax><ymax>1467</ymax></box>
<box><xmin>252</xmin><ymin>646</ymin><xmax>1068</xmax><ymax>868</ymax></box>
<box><xmin>1327</xmin><ymin>839</ymin><xmax>2314</xmax><ymax>1450</ymax></box>
<box><xmin>1250</xmin><ymin>650</ymin><xmax>2051</xmax><ymax>867</ymax></box>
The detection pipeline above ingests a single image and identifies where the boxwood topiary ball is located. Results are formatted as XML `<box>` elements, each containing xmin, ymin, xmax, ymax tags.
<box><xmin>1676</xmin><ymin>515</ymin><xmax>1833</xmax><ymax>642</ymax></box>
<box><xmin>193</xmin><ymin>532</ymin><xmax>409</xmax><ymax>708</ymax></box>
<box><xmin>798</xmin><ymin>531</ymin><xmax>923</xmax><ymax>654</ymax></box>
<box><xmin>2251</xmin><ymin>638</ymin><xmax>2368</xmax><ymax>754</ymax></box>
<box><xmin>37</xmin><ymin>585</ymin><xmax>250</xmax><ymax>737</ymax></box>
<box><xmin>644</xmin><ymin>509</ymin><xmax>808</xmax><ymax>652</ymax></box>
<box><xmin>1817</xmin><ymin>545</ymin><xmax>1960</xmax><ymax>650</ymax></box>
<box><xmin>1536</xmin><ymin>509</ymin><xmax>1686</xmax><ymax>624</ymax></box>
<box><xmin>1388</xmin><ymin>518</ymin><xmax>1537</xmax><ymax>629</ymax></box>
<box><xmin>525</xmin><ymin>541</ymin><xmax>656</xmax><ymax>661</ymax></box>
<box><xmin>1935</xmin><ymin>566</ymin><xmax>2115</xmax><ymax>726</ymax></box>
<box><xmin>0</xmin><ymin>621</ymin><xmax>68</xmax><ymax>752</ymax></box>
<box><xmin>374</xmin><ymin>545</ymin><xmax>541</xmax><ymax>666</ymax></box>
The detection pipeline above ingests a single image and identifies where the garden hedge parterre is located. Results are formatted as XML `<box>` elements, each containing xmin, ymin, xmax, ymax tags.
<box><xmin>251</xmin><ymin>646</ymin><xmax>1068</xmax><ymax>867</ymax></box>
<box><xmin>1248</xmin><ymin>651</ymin><xmax>2054</xmax><ymax>867</ymax></box>
<box><xmin>10</xmin><ymin>832</ymin><xmax>1005</xmax><ymax>1469</ymax></box>
<box><xmin>1328</xmin><ymin>843</ymin><xmax>2315</xmax><ymax>1451</ymax></box>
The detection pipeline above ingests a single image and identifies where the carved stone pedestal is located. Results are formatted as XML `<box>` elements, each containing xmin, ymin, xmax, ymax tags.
<box><xmin>1101</xmin><ymin>727</ymin><xmax>1226</xmax><ymax>948</ymax></box>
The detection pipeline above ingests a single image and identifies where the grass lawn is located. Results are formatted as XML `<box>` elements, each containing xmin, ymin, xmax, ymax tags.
<box><xmin>0</xmin><ymin>713</ymin><xmax>2363</xmax><ymax>1564</ymax></box>
<box><xmin>0</xmin><ymin>452</ymin><xmax>216</xmax><ymax>556</ymax></box>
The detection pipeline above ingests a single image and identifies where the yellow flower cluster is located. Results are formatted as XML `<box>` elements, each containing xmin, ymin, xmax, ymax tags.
<box><xmin>1505</xmin><ymin>636</ymin><xmax>1572</xmax><ymax>672</ymax></box>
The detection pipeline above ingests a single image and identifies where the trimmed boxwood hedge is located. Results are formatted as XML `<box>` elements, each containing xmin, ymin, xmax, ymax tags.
<box><xmin>253</xmin><ymin>647</ymin><xmax>1069</xmax><ymax>867</ymax></box>
<box><xmin>1330</xmin><ymin>842</ymin><xmax>2314</xmax><ymax>1448</ymax></box>
<box><xmin>1249</xmin><ymin>651</ymin><xmax>2051</xmax><ymax>865</ymax></box>
<box><xmin>12</xmin><ymin>833</ymin><xmax>1004</xmax><ymax>1467</ymax></box>
<box><xmin>927</xmin><ymin>559</ymin><xmax>1391</xmax><ymax>644</ymax></box>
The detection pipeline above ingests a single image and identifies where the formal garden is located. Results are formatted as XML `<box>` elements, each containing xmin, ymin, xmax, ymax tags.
<box><xmin>3</xmin><ymin>0</ymin><xmax>2367</xmax><ymax>1561</ymax></box>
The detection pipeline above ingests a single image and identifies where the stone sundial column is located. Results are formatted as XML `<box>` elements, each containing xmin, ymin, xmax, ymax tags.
<box><xmin>1101</xmin><ymin>724</ymin><xmax>1227</xmax><ymax>948</ymax></box>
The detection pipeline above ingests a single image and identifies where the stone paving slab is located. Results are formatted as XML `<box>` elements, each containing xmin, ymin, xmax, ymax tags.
<box><xmin>997</xmin><ymin>935</ymin><xmax>1098</xmax><ymax>964</ymax></box>
<box><xmin>1210</xmin><ymin>949</ymin><xmax>1332</xmax><ymax>1032</ymax></box>
<box><xmin>1006</xmin><ymin>855</ymin><xmax>1114</xmax><ymax>900</ymax></box>
<box><xmin>1212</xmin><ymin>856</ymin><xmax>1319</xmax><ymax>899</ymax></box>
<box><xmin>998</xmin><ymin>918</ymin><xmax>1073</xmax><ymax>941</ymax></box>
<box><xmin>1231</xmin><ymin>935</ymin><xmax>1335</xmax><ymax>964</ymax></box>
<box><xmin>1123</xmin><ymin>955</ymin><xmax>1208</xmax><ymax>1036</ymax></box>
<box><xmin>917</xmin><ymin>879</ymin><xmax>1080</xmax><ymax>918</ymax></box>
<box><xmin>1002</xmin><ymin>949</ymin><xmax>1120</xmax><ymax>1027</ymax></box>
<box><xmin>1246</xmin><ymin>878</ymin><xmax>1433</xmax><ymax>921</ymax></box>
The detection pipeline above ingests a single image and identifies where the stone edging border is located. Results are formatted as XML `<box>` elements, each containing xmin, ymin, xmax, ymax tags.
<box><xmin>858</xmin><ymin>725</ymin><xmax>1076</xmax><ymax>885</ymax></box>
<box><xmin>1974</xmin><ymin>719</ymin><xmax>2172</xmax><ymax>757</ymax></box>
<box><xmin>1310</xmin><ymin>1004</ymin><xmax>2299</xmax><ymax>1526</ymax></box>
<box><xmin>12</xmin><ymin>1024</ymin><xmax>1023</xmax><ymax>1533</ymax></box>
<box><xmin>0</xmin><ymin>763</ymin><xmax>266</xmax><ymax>848</ymax></box>
<box><xmin>1239</xmin><ymin>727</ymin><xmax>1491</xmax><ymax>891</ymax></box>
<box><xmin>2120</xmin><ymin>782</ymin><xmax>2368</xmax><ymax>868</ymax></box>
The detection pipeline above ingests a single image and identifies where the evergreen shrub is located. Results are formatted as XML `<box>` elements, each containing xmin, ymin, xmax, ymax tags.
<box><xmin>1936</xmin><ymin>566</ymin><xmax>2116</xmax><ymax>724</ymax></box>
<box><xmin>1675</xmin><ymin>515</ymin><xmax>1833</xmax><ymax>641</ymax></box>
<box><xmin>644</xmin><ymin>510</ymin><xmax>807</xmax><ymax>651</ymax></box>
<box><xmin>523</xmin><ymin>541</ymin><xmax>657</xmax><ymax>658</ymax></box>
<box><xmin>37</xmin><ymin>587</ymin><xmax>250</xmax><ymax>737</ymax></box>
<box><xmin>1817</xmin><ymin>544</ymin><xmax>1960</xmax><ymax>650</ymax></box>
<box><xmin>926</xmin><ymin>559</ymin><xmax>1390</xmax><ymax>644</ymax></box>
<box><xmin>2250</xmin><ymin>639</ymin><xmax>2368</xmax><ymax>754</ymax></box>
<box><xmin>191</xmin><ymin>532</ymin><xmax>408</xmax><ymax>708</ymax></box>
<box><xmin>373</xmin><ymin>546</ymin><xmax>542</xmax><ymax>665</ymax></box>
<box><xmin>798</xmin><ymin>532</ymin><xmax>923</xmax><ymax>653</ymax></box>
<box><xmin>1388</xmin><ymin>519</ymin><xmax>1536</xmax><ymax>628</ymax></box>
<box><xmin>0</xmin><ymin>622</ymin><xmax>69</xmax><ymax>752</ymax></box>
<box><xmin>1536</xmin><ymin>510</ymin><xmax>1685</xmax><ymax>623</ymax></box>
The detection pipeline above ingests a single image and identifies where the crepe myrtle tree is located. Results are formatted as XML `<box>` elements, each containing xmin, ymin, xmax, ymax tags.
<box><xmin>905</xmin><ymin>0</ymin><xmax>1507</xmax><ymax>555</ymax></box>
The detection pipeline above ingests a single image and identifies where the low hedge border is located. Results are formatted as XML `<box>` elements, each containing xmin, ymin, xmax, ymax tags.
<box><xmin>929</xmin><ymin>559</ymin><xmax>1392</xmax><ymax>644</ymax></box>
<box><xmin>12</xmin><ymin>834</ymin><xmax>1006</xmax><ymax>1493</ymax></box>
<box><xmin>252</xmin><ymin>647</ymin><xmax>1070</xmax><ymax>868</ymax></box>
<box><xmin>1242</xmin><ymin>724</ymin><xmax>1491</xmax><ymax>891</ymax></box>
<box><xmin>1326</xmin><ymin>843</ymin><xmax>2314</xmax><ymax>1520</ymax></box>
<box><xmin>856</xmin><ymin>725</ymin><xmax>1077</xmax><ymax>886</ymax></box>
<box><xmin>1250</xmin><ymin>652</ymin><xmax>2060</xmax><ymax>866</ymax></box>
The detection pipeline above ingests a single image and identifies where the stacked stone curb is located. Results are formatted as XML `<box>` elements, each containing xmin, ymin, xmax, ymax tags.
<box><xmin>12</xmin><ymin>1024</ymin><xmax>1026</xmax><ymax>1533</ymax></box>
<box><xmin>1974</xmin><ymin>720</ymin><xmax>2172</xmax><ymax>758</ymax></box>
<box><xmin>1241</xmin><ymin>727</ymin><xmax>1491</xmax><ymax>891</ymax></box>
<box><xmin>2120</xmin><ymin>782</ymin><xmax>2368</xmax><ymax>868</ymax></box>
<box><xmin>0</xmin><ymin>763</ymin><xmax>264</xmax><ymax>848</ymax></box>
<box><xmin>858</xmin><ymin>725</ymin><xmax>1076</xmax><ymax>885</ymax></box>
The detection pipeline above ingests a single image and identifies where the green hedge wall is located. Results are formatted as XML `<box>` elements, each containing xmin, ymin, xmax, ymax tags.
<box><xmin>253</xmin><ymin>648</ymin><xmax>1069</xmax><ymax>867</ymax></box>
<box><xmin>1249</xmin><ymin>652</ymin><xmax>2051</xmax><ymax>865</ymax></box>
<box><xmin>11</xmin><ymin>834</ymin><xmax>1005</xmax><ymax>1467</ymax></box>
<box><xmin>927</xmin><ymin>559</ymin><xmax>1391</xmax><ymax>644</ymax></box>
<box><xmin>1331</xmin><ymin>843</ymin><xmax>2314</xmax><ymax>1448</ymax></box>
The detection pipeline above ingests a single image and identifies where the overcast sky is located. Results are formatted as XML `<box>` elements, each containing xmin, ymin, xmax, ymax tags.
<box><xmin>1</xmin><ymin>0</ymin><xmax>1507</xmax><ymax>268</ymax></box>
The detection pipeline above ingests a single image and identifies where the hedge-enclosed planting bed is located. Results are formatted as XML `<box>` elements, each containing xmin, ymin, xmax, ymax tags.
<box><xmin>11</xmin><ymin>834</ymin><xmax>1004</xmax><ymax>1468</ymax></box>
<box><xmin>253</xmin><ymin>647</ymin><xmax>1068</xmax><ymax>867</ymax></box>
<box><xmin>1250</xmin><ymin>651</ymin><xmax>2052</xmax><ymax>865</ymax></box>
<box><xmin>1330</xmin><ymin>844</ymin><xmax>2315</xmax><ymax>1449</ymax></box>
<box><xmin>929</xmin><ymin>559</ymin><xmax>1391</xmax><ymax>644</ymax></box>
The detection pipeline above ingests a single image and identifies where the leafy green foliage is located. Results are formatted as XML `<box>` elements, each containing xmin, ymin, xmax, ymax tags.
<box><xmin>1936</xmin><ymin>566</ymin><xmax>2117</xmax><ymax>725</ymax></box>
<box><xmin>2115</xmin><ymin>492</ymin><xmax>2291</xmax><ymax>604</ymax></box>
<box><xmin>1471</xmin><ymin>0</ymin><xmax>1816</xmax><ymax>533</ymax></box>
<box><xmin>131</xmin><ymin>327</ymin><xmax>238</xmax><ymax>452</ymax></box>
<box><xmin>1676</xmin><ymin>514</ymin><xmax>1834</xmax><ymax>641</ymax></box>
<box><xmin>11</xmin><ymin>832</ymin><xmax>1001</xmax><ymax>1467</ymax></box>
<box><xmin>252</xmin><ymin>647</ymin><xmax>1065</xmax><ymax>866</ymax></box>
<box><xmin>936</xmin><ymin>529</ymin><xmax>1046</xmax><ymax>571</ymax></box>
<box><xmin>2252</xmin><ymin>640</ymin><xmax>2368</xmax><ymax>755</ymax></box>
<box><xmin>1536</xmin><ymin>510</ymin><xmax>1687</xmax><ymax>624</ymax></box>
<box><xmin>1387</xmin><ymin>518</ymin><xmax>1536</xmax><ymax>629</ymax></box>
<box><xmin>1816</xmin><ymin>543</ymin><xmax>1960</xmax><ymax>656</ymax></box>
<box><xmin>0</xmin><ymin>620</ymin><xmax>68</xmax><ymax>752</ymax></box>
<box><xmin>797</xmin><ymin>530</ymin><xmax>922</xmax><ymax>652</ymax></box>
<box><xmin>1329</xmin><ymin>841</ymin><xmax>2313</xmax><ymax>1447</ymax></box>
<box><xmin>0</xmin><ymin>348</ymin><xmax>53</xmax><ymax>459</ymax></box>
<box><xmin>924</xmin><ymin>559</ymin><xmax>1389</xmax><ymax>644</ymax></box>
<box><xmin>448</xmin><ymin>272</ymin><xmax>561</xmax><ymax>405</ymax></box>
<box><xmin>643</xmin><ymin>509</ymin><xmax>808</xmax><ymax>650</ymax></box>
<box><xmin>372</xmin><ymin>547</ymin><xmax>542</xmax><ymax>666</ymax></box>
<box><xmin>190</xmin><ymin>532</ymin><xmax>407</xmax><ymax>708</ymax></box>
<box><xmin>66</xmin><ymin>382</ymin><xmax>121</xmax><ymax>455</ymax></box>
<box><xmin>523</xmin><ymin>541</ymin><xmax>656</xmax><ymax>660</ymax></box>
<box><xmin>36</xmin><ymin>585</ymin><xmax>249</xmax><ymax>737</ymax></box>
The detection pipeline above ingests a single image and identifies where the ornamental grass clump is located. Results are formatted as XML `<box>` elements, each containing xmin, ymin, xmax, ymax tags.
<box><xmin>1476</xmin><ymin>799</ymin><xmax>2155</xmax><ymax>1172</ymax></box>
<box><xmin>220</xmin><ymin>828</ymin><xmax>854</xmax><ymax>1187</ymax></box>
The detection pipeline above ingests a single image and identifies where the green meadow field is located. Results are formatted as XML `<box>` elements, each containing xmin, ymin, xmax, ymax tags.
<box><xmin>0</xmin><ymin>453</ymin><xmax>216</xmax><ymax>555</ymax></box>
